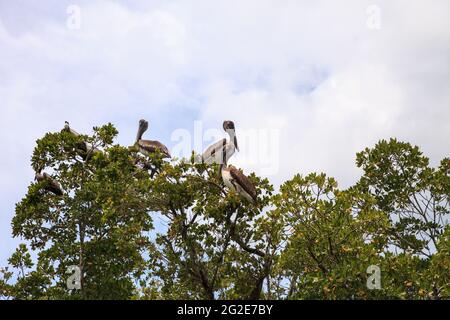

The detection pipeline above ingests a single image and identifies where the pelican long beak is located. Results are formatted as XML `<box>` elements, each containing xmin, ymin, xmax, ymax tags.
<box><xmin>234</xmin><ymin>135</ymin><xmax>239</xmax><ymax>152</ymax></box>
<box><xmin>136</xmin><ymin>121</ymin><xmax>145</xmax><ymax>142</ymax></box>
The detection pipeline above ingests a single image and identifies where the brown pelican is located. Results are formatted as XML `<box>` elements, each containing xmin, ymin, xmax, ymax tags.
<box><xmin>63</xmin><ymin>121</ymin><xmax>80</xmax><ymax>136</ymax></box>
<box><xmin>35</xmin><ymin>172</ymin><xmax>63</xmax><ymax>196</ymax></box>
<box><xmin>220</xmin><ymin>153</ymin><xmax>257</xmax><ymax>204</ymax></box>
<box><xmin>135</xmin><ymin>119</ymin><xmax>171</xmax><ymax>158</ymax></box>
<box><xmin>202</xmin><ymin>120</ymin><xmax>239</xmax><ymax>165</ymax></box>
<box><xmin>62</xmin><ymin>121</ymin><xmax>100</xmax><ymax>160</ymax></box>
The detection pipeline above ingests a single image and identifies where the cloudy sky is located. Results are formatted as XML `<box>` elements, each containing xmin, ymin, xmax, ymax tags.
<box><xmin>1</xmin><ymin>0</ymin><xmax>449</xmax><ymax>267</ymax></box>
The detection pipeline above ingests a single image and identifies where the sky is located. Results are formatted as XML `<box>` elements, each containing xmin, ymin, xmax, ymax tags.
<box><xmin>0</xmin><ymin>0</ymin><xmax>449</xmax><ymax>268</ymax></box>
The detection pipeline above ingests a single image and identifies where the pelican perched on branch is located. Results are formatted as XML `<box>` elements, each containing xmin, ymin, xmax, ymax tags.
<box><xmin>202</xmin><ymin>120</ymin><xmax>239</xmax><ymax>165</ymax></box>
<box><xmin>135</xmin><ymin>119</ymin><xmax>171</xmax><ymax>158</ymax></box>
<box><xmin>62</xmin><ymin>121</ymin><xmax>100</xmax><ymax>160</ymax></box>
<box><xmin>63</xmin><ymin>121</ymin><xmax>81</xmax><ymax>136</ymax></box>
<box><xmin>35</xmin><ymin>172</ymin><xmax>63</xmax><ymax>196</ymax></box>
<box><xmin>220</xmin><ymin>153</ymin><xmax>257</xmax><ymax>204</ymax></box>
<box><xmin>221</xmin><ymin>165</ymin><xmax>257</xmax><ymax>204</ymax></box>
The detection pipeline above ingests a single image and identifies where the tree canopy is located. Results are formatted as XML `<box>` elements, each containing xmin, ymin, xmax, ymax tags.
<box><xmin>0</xmin><ymin>124</ymin><xmax>448</xmax><ymax>300</ymax></box>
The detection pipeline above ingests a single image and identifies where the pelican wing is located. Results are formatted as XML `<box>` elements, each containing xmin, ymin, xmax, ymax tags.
<box><xmin>47</xmin><ymin>179</ymin><xmax>63</xmax><ymax>196</ymax></box>
<box><xmin>138</xmin><ymin>140</ymin><xmax>171</xmax><ymax>158</ymax></box>
<box><xmin>229</xmin><ymin>166</ymin><xmax>257</xmax><ymax>202</ymax></box>
<box><xmin>202</xmin><ymin>138</ymin><xmax>227</xmax><ymax>164</ymax></box>
<box><xmin>37</xmin><ymin>173</ymin><xmax>63</xmax><ymax>196</ymax></box>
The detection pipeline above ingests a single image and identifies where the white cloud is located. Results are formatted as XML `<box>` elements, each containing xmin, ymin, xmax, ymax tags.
<box><xmin>184</xmin><ymin>0</ymin><xmax>450</xmax><ymax>186</ymax></box>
